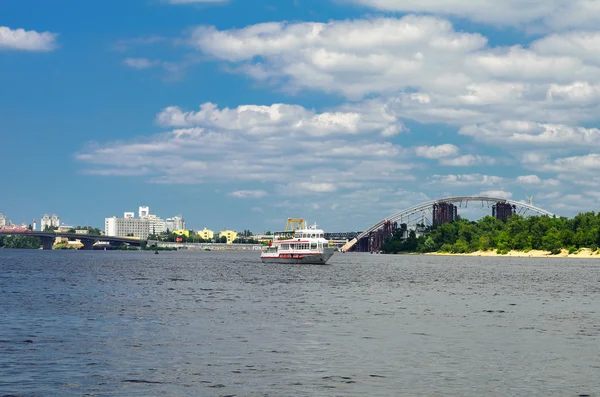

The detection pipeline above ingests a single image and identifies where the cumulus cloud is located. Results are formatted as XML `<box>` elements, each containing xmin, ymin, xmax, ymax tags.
<box><xmin>123</xmin><ymin>58</ymin><xmax>160</xmax><ymax>69</ymax></box>
<box><xmin>439</xmin><ymin>154</ymin><xmax>496</xmax><ymax>166</ymax></box>
<box><xmin>480</xmin><ymin>190</ymin><xmax>512</xmax><ymax>199</ymax></box>
<box><xmin>0</xmin><ymin>26</ymin><xmax>57</xmax><ymax>51</ymax></box>
<box><xmin>156</xmin><ymin>102</ymin><xmax>403</xmax><ymax>137</ymax></box>
<box><xmin>460</xmin><ymin>122</ymin><xmax>600</xmax><ymax>147</ymax></box>
<box><xmin>340</xmin><ymin>0</ymin><xmax>600</xmax><ymax>31</ymax></box>
<box><xmin>76</xmin><ymin>102</ymin><xmax>415</xmax><ymax>193</ymax></box>
<box><xmin>187</xmin><ymin>15</ymin><xmax>600</xmax><ymax>135</ymax></box>
<box><xmin>415</xmin><ymin>144</ymin><xmax>459</xmax><ymax>159</ymax></box>
<box><xmin>517</xmin><ymin>175</ymin><xmax>542</xmax><ymax>185</ymax></box>
<box><xmin>429</xmin><ymin>174</ymin><xmax>504</xmax><ymax>187</ymax></box>
<box><xmin>228</xmin><ymin>190</ymin><xmax>268</xmax><ymax>199</ymax></box>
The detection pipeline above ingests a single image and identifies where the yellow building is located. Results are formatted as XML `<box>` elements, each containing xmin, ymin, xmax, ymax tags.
<box><xmin>197</xmin><ymin>228</ymin><xmax>214</xmax><ymax>240</ymax></box>
<box><xmin>219</xmin><ymin>230</ymin><xmax>237</xmax><ymax>244</ymax></box>
<box><xmin>172</xmin><ymin>229</ymin><xmax>190</xmax><ymax>237</ymax></box>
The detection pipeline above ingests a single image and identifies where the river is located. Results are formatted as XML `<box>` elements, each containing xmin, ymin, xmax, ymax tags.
<box><xmin>1</xmin><ymin>250</ymin><xmax>598</xmax><ymax>396</ymax></box>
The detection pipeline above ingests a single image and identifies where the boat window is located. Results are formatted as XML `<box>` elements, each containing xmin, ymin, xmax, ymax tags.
<box><xmin>311</xmin><ymin>243</ymin><xmax>317</xmax><ymax>249</ymax></box>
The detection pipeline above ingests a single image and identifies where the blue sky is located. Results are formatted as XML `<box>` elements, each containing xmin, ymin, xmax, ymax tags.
<box><xmin>2</xmin><ymin>0</ymin><xmax>600</xmax><ymax>232</ymax></box>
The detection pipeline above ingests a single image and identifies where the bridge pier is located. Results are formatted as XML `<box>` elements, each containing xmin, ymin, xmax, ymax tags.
<box><xmin>80</xmin><ymin>239</ymin><xmax>95</xmax><ymax>250</ymax></box>
<box><xmin>111</xmin><ymin>241</ymin><xmax>125</xmax><ymax>250</ymax></box>
<box><xmin>40</xmin><ymin>236</ymin><xmax>54</xmax><ymax>250</ymax></box>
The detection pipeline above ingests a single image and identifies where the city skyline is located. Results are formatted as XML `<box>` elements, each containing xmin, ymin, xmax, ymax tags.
<box><xmin>3</xmin><ymin>0</ymin><xmax>600</xmax><ymax>232</ymax></box>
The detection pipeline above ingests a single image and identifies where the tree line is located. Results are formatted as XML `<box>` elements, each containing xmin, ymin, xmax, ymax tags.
<box><xmin>382</xmin><ymin>212</ymin><xmax>600</xmax><ymax>255</ymax></box>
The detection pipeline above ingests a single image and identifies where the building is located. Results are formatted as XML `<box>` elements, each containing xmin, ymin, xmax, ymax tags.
<box><xmin>146</xmin><ymin>214</ymin><xmax>167</xmax><ymax>235</ymax></box>
<box><xmin>40</xmin><ymin>214</ymin><xmax>60</xmax><ymax>231</ymax></box>
<box><xmin>172</xmin><ymin>229</ymin><xmax>190</xmax><ymax>237</ymax></box>
<box><xmin>219</xmin><ymin>230</ymin><xmax>237</xmax><ymax>244</ymax></box>
<box><xmin>166</xmin><ymin>216</ymin><xmax>185</xmax><ymax>232</ymax></box>
<box><xmin>197</xmin><ymin>228</ymin><xmax>214</xmax><ymax>240</ymax></box>
<box><xmin>105</xmin><ymin>216</ymin><xmax>151</xmax><ymax>239</ymax></box>
<box><xmin>56</xmin><ymin>225</ymin><xmax>73</xmax><ymax>233</ymax></box>
<box><xmin>124</xmin><ymin>212</ymin><xmax>135</xmax><ymax>219</ymax></box>
<box><xmin>139</xmin><ymin>206</ymin><xmax>150</xmax><ymax>218</ymax></box>
<box><xmin>0</xmin><ymin>213</ymin><xmax>6</xmax><ymax>227</ymax></box>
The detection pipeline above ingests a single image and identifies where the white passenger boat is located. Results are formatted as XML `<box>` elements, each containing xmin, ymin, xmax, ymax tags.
<box><xmin>260</xmin><ymin>218</ymin><xmax>336</xmax><ymax>265</ymax></box>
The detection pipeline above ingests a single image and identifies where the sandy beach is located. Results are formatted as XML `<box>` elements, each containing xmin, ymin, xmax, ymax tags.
<box><xmin>426</xmin><ymin>248</ymin><xmax>600</xmax><ymax>258</ymax></box>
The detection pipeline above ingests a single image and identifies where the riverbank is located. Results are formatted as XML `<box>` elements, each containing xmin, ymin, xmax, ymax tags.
<box><xmin>426</xmin><ymin>248</ymin><xmax>600</xmax><ymax>258</ymax></box>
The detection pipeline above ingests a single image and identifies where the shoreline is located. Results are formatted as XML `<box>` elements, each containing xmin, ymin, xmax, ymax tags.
<box><xmin>425</xmin><ymin>248</ymin><xmax>600</xmax><ymax>259</ymax></box>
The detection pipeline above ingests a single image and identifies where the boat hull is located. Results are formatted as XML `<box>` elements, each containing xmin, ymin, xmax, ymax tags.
<box><xmin>260</xmin><ymin>249</ymin><xmax>335</xmax><ymax>265</ymax></box>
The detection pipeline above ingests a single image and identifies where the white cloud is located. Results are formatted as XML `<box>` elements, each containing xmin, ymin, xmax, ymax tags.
<box><xmin>517</xmin><ymin>175</ymin><xmax>542</xmax><ymax>185</ymax></box>
<box><xmin>439</xmin><ymin>154</ymin><xmax>496</xmax><ymax>166</ymax></box>
<box><xmin>414</xmin><ymin>144</ymin><xmax>459</xmax><ymax>159</ymax></box>
<box><xmin>156</xmin><ymin>102</ymin><xmax>403</xmax><ymax>137</ymax></box>
<box><xmin>228</xmin><ymin>190</ymin><xmax>268</xmax><ymax>199</ymax></box>
<box><xmin>187</xmin><ymin>15</ymin><xmax>600</xmax><ymax>134</ymax></box>
<box><xmin>460</xmin><ymin>121</ymin><xmax>600</xmax><ymax>147</ymax></box>
<box><xmin>340</xmin><ymin>0</ymin><xmax>600</xmax><ymax>31</ymax></box>
<box><xmin>123</xmin><ymin>57</ymin><xmax>160</xmax><ymax>69</ymax></box>
<box><xmin>77</xmin><ymin>102</ymin><xmax>415</xmax><ymax>192</ymax></box>
<box><xmin>0</xmin><ymin>26</ymin><xmax>57</xmax><ymax>51</ymax></box>
<box><xmin>429</xmin><ymin>174</ymin><xmax>504</xmax><ymax>187</ymax></box>
<box><xmin>532</xmin><ymin>154</ymin><xmax>600</xmax><ymax>173</ymax></box>
<box><xmin>190</xmin><ymin>16</ymin><xmax>488</xmax><ymax>99</ymax></box>
<box><xmin>480</xmin><ymin>190</ymin><xmax>512</xmax><ymax>199</ymax></box>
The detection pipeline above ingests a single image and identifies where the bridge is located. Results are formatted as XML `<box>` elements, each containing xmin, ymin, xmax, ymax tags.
<box><xmin>341</xmin><ymin>196</ymin><xmax>555</xmax><ymax>253</ymax></box>
<box><xmin>0</xmin><ymin>231</ymin><xmax>143</xmax><ymax>250</ymax></box>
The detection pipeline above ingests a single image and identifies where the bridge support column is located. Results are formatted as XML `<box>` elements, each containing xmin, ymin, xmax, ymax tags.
<box><xmin>40</xmin><ymin>236</ymin><xmax>54</xmax><ymax>250</ymax></box>
<box><xmin>81</xmin><ymin>239</ymin><xmax>95</xmax><ymax>250</ymax></box>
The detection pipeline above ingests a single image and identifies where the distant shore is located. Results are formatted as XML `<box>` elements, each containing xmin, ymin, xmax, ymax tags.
<box><xmin>426</xmin><ymin>248</ymin><xmax>600</xmax><ymax>259</ymax></box>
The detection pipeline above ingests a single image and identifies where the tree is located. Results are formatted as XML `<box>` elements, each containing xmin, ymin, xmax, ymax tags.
<box><xmin>219</xmin><ymin>236</ymin><xmax>227</xmax><ymax>243</ymax></box>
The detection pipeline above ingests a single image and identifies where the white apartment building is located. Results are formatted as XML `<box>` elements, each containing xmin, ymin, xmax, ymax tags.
<box><xmin>105</xmin><ymin>217</ymin><xmax>151</xmax><ymax>239</ymax></box>
<box><xmin>40</xmin><ymin>214</ymin><xmax>60</xmax><ymax>231</ymax></box>
<box><xmin>166</xmin><ymin>216</ymin><xmax>186</xmax><ymax>231</ymax></box>
<box><xmin>139</xmin><ymin>206</ymin><xmax>150</xmax><ymax>218</ymax></box>
<box><xmin>147</xmin><ymin>214</ymin><xmax>167</xmax><ymax>235</ymax></box>
<box><xmin>0</xmin><ymin>213</ymin><xmax>6</xmax><ymax>227</ymax></box>
<box><xmin>124</xmin><ymin>212</ymin><xmax>135</xmax><ymax>219</ymax></box>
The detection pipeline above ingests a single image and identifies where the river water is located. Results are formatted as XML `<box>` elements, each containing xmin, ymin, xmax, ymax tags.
<box><xmin>1</xmin><ymin>250</ymin><xmax>599</xmax><ymax>396</ymax></box>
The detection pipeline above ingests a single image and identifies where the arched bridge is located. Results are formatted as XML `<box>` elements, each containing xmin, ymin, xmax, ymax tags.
<box><xmin>341</xmin><ymin>196</ymin><xmax>555</xmax><ymax>253</ymax></box>
<box><xmin>0</xmin><ymin>231</ymin><xmax>143</xmax><ymax>250</ymax></box>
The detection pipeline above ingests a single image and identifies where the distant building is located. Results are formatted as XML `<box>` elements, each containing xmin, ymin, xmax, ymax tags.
<box><xmin>124</xmin><ymin>212</ymin><xmax>135</xmax><ymax>219</ymax></box>
<box><xmin>146</xmin><ymin>214</ymin><xmax>167</xmax><ymax>235</ymax></box>
<box><xmin>0</xmin><ymin>213</ymin><xmax>6</xmax><ymax>227</ymax></box>
<box><xmin>219</xmin><ymin>230</ymin><xmax>237</xmax><ymax>244</ymax></box>
<box><xmin>40</xmin><ymin>214</ymin><xmax>60</xmax><ymax>231</ymax></box>
<box><xmin>105</xmin><ymin>216</ymin><xmax>151</xmax><ymax>240</ymax></box>
<box><xmin>166</xmin><ymin>216</ymin><xmax>185</xmax><ymax>232</ymax></box>
<box><xmin>253</xmin><ymin>234</ymin><xmax>274</xmax><ymax>243</ymax></box>
<box><xmin>197</xmin><ymin>228</ymin><xmax>214</xmax><ymax>240</ymax></box>
<box><xmin>139</xmin><ymin>206</ymin><xmax>150</xmax><ymax>218</ymax></box>
<box><xmin>173</xmin><ymin>229</ymin><xmax>190</xmax><ymax>237</ymax></box>
<box><xmin>56</xmin><ymin>225</ymin><xmax>73</xmax><ymax>233</ymax></box>
<box><xmin>40</xmin><ymin>214</ymin><xmax>51</xmax><ymax>231</ymax></box>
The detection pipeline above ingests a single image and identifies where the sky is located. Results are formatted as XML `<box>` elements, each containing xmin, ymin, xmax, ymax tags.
<box><xmin>2</xmin><ymin>0</ymin><xmax>600</xmax><ymax>233</ymax></box>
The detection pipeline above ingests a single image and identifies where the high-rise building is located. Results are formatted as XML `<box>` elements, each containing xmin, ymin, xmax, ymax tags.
<box><xmin>51</xmin><ymin>214</ymin><xmax>60</xmax><ymax>228</ymax></box>
<box><xmin>0</xmin><ymin>213</ymin><xmax>6</xmax><ymax>227</ymax></box>
<box><xmin>166</xmin><ymin>216</ymin><xmax>185</xmax><ymax>232</ymax></box>
<box><xmin>139</xmin><ymin>206</ymin><xmax>150</xmax><ymax>218</ymax></box>
<box><xmin>41</xmin><ymin>214</ymin><xmax>51</xmax><ymax>231</ymax></box>
<box><xmin>146</xmin><ymin>214</ymin><xmax>166</xmax><ymax>235</ymax></box>
<box><xmin>105</xmin><ymin>216</ymin><xmax>151</xmax><ymax>239</ymax></box>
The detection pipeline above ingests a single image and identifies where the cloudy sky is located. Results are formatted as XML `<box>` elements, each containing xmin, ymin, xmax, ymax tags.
<box><xmin>2</xmin><ymin>0</ymin><xmax>600</xmax><ymax>232</ymax></box>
